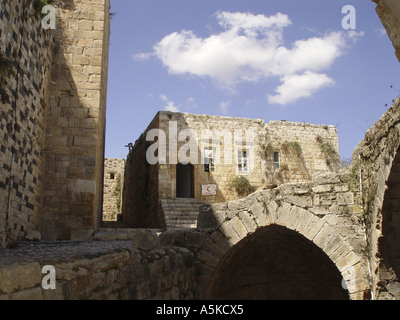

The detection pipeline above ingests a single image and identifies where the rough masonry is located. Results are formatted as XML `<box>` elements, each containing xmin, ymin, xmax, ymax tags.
<box><xmin>0</xmin><ymin>0</ymin><xmax>110</xmax><ymax>246</ymax></box>
<box><xmin>0</xmin><ymin>0</ymin><xmax>399</xmax><ymax>301</ymax></box>
<box><xmin>122</xmin><ymin>111</ymin><xmax>339</xmax><ymax>229</ymax></box>
<box><xmin>102</xmin><ymin>158</ymin><xmax>124</xmax><ymax>222</ymax></box>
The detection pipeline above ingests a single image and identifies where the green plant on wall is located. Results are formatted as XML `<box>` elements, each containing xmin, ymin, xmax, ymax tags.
<box><xmin>288</xmin><ymin>141</ymin><xmax>302</xmax><ymax>156</ymax></box>
<box><xmin>260</xmin><ymin>142</ymin><xmax>273</xmax><ymax>159</ymax></box>
<box><xmin>316</xmin><ymin>135</ymin><xmax>337</xmax><ymax>157</ymax></box>
<box><xmin>281</xmin><ymin>141</ymin><xmax>302</xmax><ymax>156</ymax></box>
<box><xmin>345</xmin><ymin>158</ymin><xmax>361</xmax><ymax>192</ymax></box>
<box><xmin>230</xmin><ymin>176</ymin><xmax>252</xmax><ymax>195</ymax></box>
<box><xmin>316</xmin><ymin>135</ymin><xmax>339</xmax><ymax>168</ymax></box>
<box><xmin>33</xmin><ymin>0</ymin><xmax>55</xmax><ymax>15</ymax></box>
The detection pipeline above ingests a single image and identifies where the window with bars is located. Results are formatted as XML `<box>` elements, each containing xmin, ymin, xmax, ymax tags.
<box><xmin>273</xmin><ymin>152</ymin><xmax>280</xmax><ymax>169</ymax></box>
<box><xmin>204</xmin><ymin>147</ymin><xmax>215</xmax><ymax>172</ymax></box>
<box><xmin>238</xmin><ymin>150</ymin><xmax>249</xmax><ymax>173</ymax></box>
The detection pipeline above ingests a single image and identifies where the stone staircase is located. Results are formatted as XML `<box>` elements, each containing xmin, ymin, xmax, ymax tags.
<box><xmin>161</xmin><ymin>198</ymin><xmax>206</xmax><ymax>230</ymax></box>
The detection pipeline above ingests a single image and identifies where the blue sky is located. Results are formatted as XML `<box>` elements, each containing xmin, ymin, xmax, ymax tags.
<box><xmin>105</xmin><ymin>0</ymin><xmax>400</xmax><ymax>161</ymax></box>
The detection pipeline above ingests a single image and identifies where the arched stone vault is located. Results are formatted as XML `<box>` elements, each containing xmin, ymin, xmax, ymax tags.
<box><xmin>194</xmin><ymin>181</ymin><xmax>371</xmax><ymax>300</ymax></box>
<box><xmin>353</xmin><ymin>98</ymin><xmax>400</xmax><ymax>299</ymax></box>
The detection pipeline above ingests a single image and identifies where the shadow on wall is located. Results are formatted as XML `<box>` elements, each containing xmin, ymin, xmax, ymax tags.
<box><xmin>381</xmin><ymin>146</ymin><xmax>400</xmax><ymax>288</ymax></box>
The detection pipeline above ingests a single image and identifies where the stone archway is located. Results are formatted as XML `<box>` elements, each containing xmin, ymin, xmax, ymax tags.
<box><xmin>379</xmin><ymin>146</ymin><xmax>400</xmax><ymax>298</ymax></box>
<box><xmin>195</xmin><ymin>190</ymin><xmax>371</xmax><ymax>299</ymax></box>
<box><xmin>353</xmin><ymin>99</ymin><xmax>400</xmax><ymax>299</ymax></box>
<box><xmin>206</xmin><ymin>225</ymin><xmax>349</xmax><ymax>300</ymax></box>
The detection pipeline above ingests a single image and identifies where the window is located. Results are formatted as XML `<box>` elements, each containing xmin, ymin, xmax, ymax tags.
<box><xmin>110</xmin><ymin>173</ymin><xmax>115</xmax><ymax>180</ymax></box>
<box><xmin>273</xmin><ymin>152</ymin><xmax>280</xmax><ymax>169</ymax></box>
<box><xmin>204</xmin><ymin>148</ymin><xmax>215</xmax><ymax>172</ymax></box>
<box><xmin>238</xmin><ymin>150</ymin><xmax>249</xmax><ymax>173</ymax></box>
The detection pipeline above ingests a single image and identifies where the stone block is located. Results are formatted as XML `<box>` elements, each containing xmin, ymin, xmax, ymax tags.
<box><xmin>250</xmin><ymin>201</ymin><xmax>269</xmax><ymax>227</ymax></box>
<box><xmin>285</xmin><ymin>206</ymin><xmax>305</xmax><ymax>231</ymax></box>
<box><xmin>196</xmin><ymin>249</ymin><xmax>219</xmax><ymax>268</ymax></box>
<box><xmin>209</xmin><ymin>230</ymin><xmax>233</xmax><ymax>252</ymax></box>
<box><xmin>219</xmin><ymin>220</ymin><xmax>241</xmax><ymax>245</ymax></box>
<box><xmin>336</xmin><ymin>251</ymin><xmax>361</xmax><ymax>272</ymax></box>
<box><xmin>229</xmin><ymin>216</ymin><xmax>248</xmax><ymax>240</ymax></box>
<box><xmin>238</xmin><ymin>211</ymin><xmax>257</xmax><ymax>233</ymax></box>
<box><xmin>0</xmin><ymin>262</ymin><xmax>42</xmax><ymax>294</ymax></box>
<box><xmin>295</xmin><ymin>209</ymin><xmax>314</xmax><ymax>235</ymax></box>
<box><xmin>132</xmin><ymin>229</ymin><xmax>160</xmax><ymax>249</ymax></box>
<box><xmin>71</xmin><ymin>229</ymin><xmax>94</xmax><ymax>241</ymax></box>
<box><xmin>312</xmin><ymin>185</ymin><xmax>333</xmax><ymax>193</ymax></box>
<box><xmin>7</xmin><ymin>287</ymin><xmax>43</xmax><ymax>300</ymax></box>
<box><xmin>304</xmin><ymin>215</ymin><xmax>325</xmax><ymax>241</ymax></box>
<box><xmin>274</xmin><ymin>202</ymin><xmax>292</xmax><ymax>227</ymax></box>
<box><xmin>313</xmin><ymin>223</ymin><xmax>337</xmax><ymax>249</ymax></box>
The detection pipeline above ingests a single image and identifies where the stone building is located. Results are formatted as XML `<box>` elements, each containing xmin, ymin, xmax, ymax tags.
<box><xmin>122</xmin><ymin>111</ymin><xmax>340</xmax><ymax>229</ymax></box>
<box><xmin>102</xmin><ymin>158</ymin><xmax>125</xmax><ymax>222</ymax></box>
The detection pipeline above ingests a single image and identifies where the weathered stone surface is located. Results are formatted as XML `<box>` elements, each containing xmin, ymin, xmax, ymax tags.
<box><xmin>25</xmin><ymin>231</ymin><xmax>41</xmax><ymax>242</ymax></box>
<box><xmin>102</xmin><ymin>159</ymin><xmax>125</xmax><ymax>221</ymax></box>
<box><xmin>132</xmin><ymin>230</ymin><xmax>160</xmax><ymax>249</ymax></box>
<box><xmin>0</xmin><ymin>262</ymin><xmax>42</xmax><ymax>294</ymax></box>
<box><xmin>0</xmin><ymin>241</ymin><xmax>197</xmax><ymax>300</ymax></box>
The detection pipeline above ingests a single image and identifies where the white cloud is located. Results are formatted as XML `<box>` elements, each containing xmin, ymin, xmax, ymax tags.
<box><xmin>218</xmin><ymin>100</ymin><xmax>231</xmax><ymax>114</ymax></box>
<box><xmin>160</xmin><ymin>94</ymin><xmax>179</xmax><ymax>112</ymax></box>
<box><xmin>131</xmin><ymin>52</ymin><xmax>153</xmax><ymax>61</ymax></box>
<box><xmin>138</xmin><ymin>11</ymin><xmax>363</xmax><ymax>105</ymax></box>
<box><xmin>267</xmin><ymin>71</ymin><xmax>335</xmax><ymax>105</ymax></box>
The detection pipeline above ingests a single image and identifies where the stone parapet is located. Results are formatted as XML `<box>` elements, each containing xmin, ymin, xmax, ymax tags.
<box><xmin>0</xmin><ymin>239</ymin><xmax>196</xmax><ymax>300</ymax></box>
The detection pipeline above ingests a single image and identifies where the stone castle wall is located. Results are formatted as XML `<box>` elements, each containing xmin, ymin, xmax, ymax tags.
<box><xmin>0</xmin><ymin>1</ymin><xmax>54</xmax><ymax>247</ymax></box>
<box><xmin>102</xmin><ymin>158</ymin><xmax>124</xmax><ymax>221</ymax></box>
<box><xmin>122</xmin><ymin>114</ymin><xmax>162</xmax><ymax>228</ymax></box>
<box><xmin>262</xmin><ymin>121</ymin><xmax>340</xmax><ymax>184</ymax></box>
<box><xmin>40</xmin><ymin>0</ymin><xmax>110</xmax><ymax>240</ymax></box>
<box><xmin>0</xmin><ymin>0</ymin><xmax>111</xmax><ymax>247</ymax></box>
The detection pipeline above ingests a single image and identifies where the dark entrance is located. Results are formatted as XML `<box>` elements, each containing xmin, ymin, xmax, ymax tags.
<box><xmin>206</xmin><ymin>225</ymin><xmax>349</xmax><ymax>300</ymax></box>
<box><xmin>176</xmin><ymin>163</ymin><xmax>194</xmax><ymax>198</ymax></box>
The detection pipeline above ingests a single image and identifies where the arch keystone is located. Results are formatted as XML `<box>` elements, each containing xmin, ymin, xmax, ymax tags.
<box><xmin>274</xmin><ymin>202</ymin><xmax>293</xmax><ymax>227</ymax></box>
<box><xmin>249</xmin><ymin>201</ymin><xmax>270</xmax><ymax>227</ymax></box>
<box><xmin>295</xmin><ymin>209</ymin><xmax>314</xmax><ymax>234</ymax></box>
<box><xmin>285</xmin><ymin>206</ymin><xmax>305</xmax><ymax>231</ymax></box>
<box><xmin>238</xmin><ymin>211</ymin><xmax>257</xmax><ymax>233</ymax></box>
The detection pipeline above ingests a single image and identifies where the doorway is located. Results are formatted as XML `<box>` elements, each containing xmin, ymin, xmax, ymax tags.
<box><xmin>176</xmin><ymin>163</ymin><xmax>194</xmax><ymax>198</ymax></box>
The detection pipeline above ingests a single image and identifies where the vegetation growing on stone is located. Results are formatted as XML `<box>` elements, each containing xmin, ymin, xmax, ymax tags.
<box><xmin>230</xmin><ymin>176</ymin><xmax>252</xmax><ymax>195</ymax></box>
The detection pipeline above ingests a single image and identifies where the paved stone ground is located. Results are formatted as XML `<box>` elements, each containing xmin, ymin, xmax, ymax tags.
<box><xmin>0</xmin><ymin>240</ymin><xmax>133</xmax><ymax>267</ymax></box>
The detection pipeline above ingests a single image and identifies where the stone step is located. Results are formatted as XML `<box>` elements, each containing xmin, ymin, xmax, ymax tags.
<box><xmin>164</xmin><ymin>215</ymin><xmax>199</xmax><ymax>219</ymax></box>
<box><xmin>161</xmin><ymin>198</ymin><xmax>206</xmax><ymax>230</ymax></box>
<box><xmin>93</xmin><ymin>228</ymin><xmax>162</xmax><ymax>241</ymax></box>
